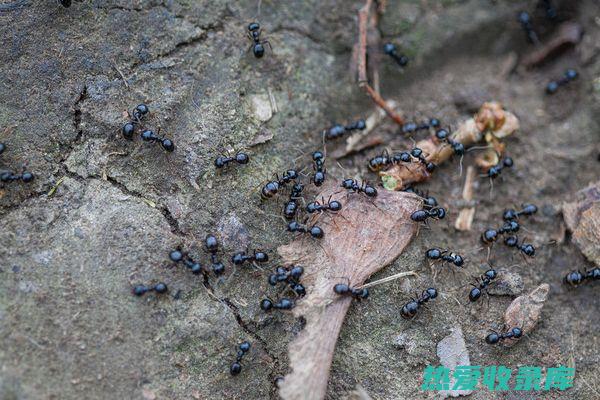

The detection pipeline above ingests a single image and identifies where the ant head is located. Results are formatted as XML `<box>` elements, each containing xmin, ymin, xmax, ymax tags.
<box><xmin>248</xmin><ymin>22</ymin><xmax>260</xmax><ymax>31</ymax></box>
<box><xmin>423</xmin><ymin>287</ymin><xmax>438</xmax><ymax>299</ymax></box>
<box><xmin>484</xmin><ymin>269</ymin><xmax>497</xmax><ymax>280</ymax></box>
<box><xmin>383</xmin><ymin>42</ymin><xmax>396</xmax><ymax>55</ymax></box>
<box><xmin>310</xmin><ymin>225</ymin><xmax>324</xmax><ymax>239</ymax></box>
<box><xmin>481</xmin><ymin>229</ymin><xmax>498</xmax><ymax>244</ymax></box>
<box><xmin>426</xmin><ymin>248</ymin><xmax>442</xmax><ymax>259</ymax></box>
<box><xmin>260</xmin><ymin>298</ymin><xmax>273</xmax><ymax>311</ymax></box>
<box><xmin>169</xmin><ymin>249</ymin><xmax>184</xmax><ymax>262</ymax></box>
<box><xmin>511</xmin><ymin>327</ymin><xmax>523</xmax><ymax>338</ymax></box>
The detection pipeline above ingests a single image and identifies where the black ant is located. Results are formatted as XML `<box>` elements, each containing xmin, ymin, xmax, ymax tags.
<box><xmin>403</xmin><ymin>187</ymin><xmax>438</xmax><ymax>208</ymax></box>
<box><xmin>367</xmin><ymin>150</ymin><xmax>411</xmax><ymax>172</ymax></box>
<box><xmin>401</xmin><ymin>118</ymin><xmax>440</xmax><ymax>135</ymax></box>
<box><xmin>486</xmin><ymin>157</ymin><xmax>513</xmax><ymax>179</ymax></box>
<box><xmin>383</xmin><ymin>43</ymin><xmax>409</xmax><ymax>67</ymax></box>
<box><xmin>0</xmin><ymin>143</ymin><xmax>5</xmax><ymax>155</ymax></box>
<box><xmin>324</xmin><ymin>119</ymin><xmax>366</xmax><ymax>140</ymax></box>
<box><xmin>230</xmin><ymin>341</ymin><xmax>251</xmax><ymax>376</ymax></box>
<box><xmin>435</xmin><ymin>128</ymin><xmax>465</xmax><ymax>157</ymax></box>
<box><xmin>503</xmin><ymin>236</ymin><xmax>536</xmax><ymax>257</ymax></box>
<box><xmin>333</xmin><ymin>283</ymin><xmax>369</xmax><ymax>300</ymax></box>
<box><xmin>169</xmin><ymin>249</ymin><xmax>204</xmax><ymax>275</ymax></box>
<box><xmin>400</xmin><ymin>287</ymin><xmax>438</xmax><ymax>319</ymax></box>
<box><xmin>486</xmin><ymin>327</ymin><xmax>523</xmax><ymax>345</ymax></box>
<box><xmin>260</xmin><ymin>297</ymin><xmax>295</xmax><ymax>312</ymax></box>
<box><xmin>410</xmin><ymin>207</ymin><xmax>446</xmax><ymax>223</ymax></box>
<box><xmin>538</xmin><ymin>0</ymin><xmax>557</xmax><ymax>20</ymax></box>
<box><xmin>468</xmin><ymin>269</ymin><xmax>497</xmax><ymax>302</ymax></box>
<box><xmin>341</xmin><ymin>178</ymin><xmax>378</xmax><ymax>197</ymax></box>
<box><xmin>306</xmin><ymin>196</ymin><xmax>342</xmax><ymax>214</ymax></box>
<box><xmin>140</xmin><ymin>129</ymin><xmax>175</xmax><ymax>152</ymax></box>
<box><xmin>517</xmin><ymin>11</ymin><xmax>539</xmax><ymax>44</ymax></box>
<box><xmin>0</xmin><ymin>169</ymin><xmax>34</xmax><ymax>184</ymax></box>
<box><xmin>133</xmin><ymin>282</ymin><xmax>168</xmax><ymax>296</ymax></box>
<box><xmin>122</xmin><ymin>104</ymin><xmax>149</xmax><ymax>140</ymax></box>
<box><xmin>564</xmin><ymin>267</ymin><xmax>600</xmax><ymax>287</ymax></box>
<box><xmin>261</xmin><ymin>169</ymin><xmax>299</xmax><ymax>199</ymax></box>
<box><xmin>268</xmin><ymin>265</ymin><xmax>305</xmax><ymax>297</ymax></box>
<box><xmin>546</xmin><ymin>69</ymin><xmax>578</xmax><ymax>94</ymax></box>
<box><xmin>480</xmin><ymin>220</ymin><xmax>520</xmax><ymax>244</ymax></box>
<box><xmin>60</xmin><ymin>0</ymin><xmax>71</xmax><ymax>7</ymax></box>
<box><xmin>425</xmin><ymin>248</ymin><xmax>464</xmax><ymax>267</ymax></box>
<box><xmin>410</xmin><ymin>147</ymin><xmax>436</xmax><ymax>172</ymax></box>
<box><xmin>214</xmin><ymin>152</ymin><xmax>250</xmax><ymax>169</ymax></box>
<box><xmin>287</xmin><ymin>221</ymin><xmax>324</xmax><ymax>239</ymax></box>
<box><xmin>503</xmin><ymin>204</ymin><xmax>538</xmax><ymax>221</ymax></box>
<box><xmin>231</xmin><ymin>250</ymin><xmax>269</xmax><ymax>265</ymax></box>
<box><xmin>311</xmin><ymin>151</ymin><xmax>326</xmax><ymax>187</ymax></box>
<box><xmin>283</xmin><ymin>183</ymin><xmax>304</xmax><ymax>220</ymax></box>
<box><xmin>205</xmin><ymin>234</ymin><xmax>225</xmax><ymax>275</ymax></box>
<box><xmin>247</xmin><ymin>22</ymin><xmax>271</xmax><ymax>58</ymax></box>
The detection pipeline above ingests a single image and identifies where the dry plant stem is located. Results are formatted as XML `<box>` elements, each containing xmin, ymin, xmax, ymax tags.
<box><xmin>277</xmin><ymin>184</ymin><xmax>422</xmax><ymax>400</ymax></box>
<box><xmin>357</xmin><ymin>270</ymin><xmax>417</xmax><ymax>289</ymax></box>
<box><xmin>521</xmin><ymin>22</ymin><xmax>583</xmax><ymax>68</ymax></box>
<box><xmin>455</xmin><ymin>166</ymin><xmax>476</xmax><ymax>231</ymax></box>
<box><xmin>356</xmin><ymin>0</ymin><xmax>404</xmax><ymax>125</ymax></box>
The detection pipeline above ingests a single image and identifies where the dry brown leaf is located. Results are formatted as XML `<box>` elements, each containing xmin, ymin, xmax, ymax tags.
<box><xmin>562</xmin><ymin>180</ymin><xmax>600</xmax><ymax>266</ymax></box>
<box><xmin>277</xmin><ymin>184</ymin><xmax>422</xmax><ymax>400</ymax></box>
<box><xmin>503</xmin><ymin>283</ymin><xmax>550</xmax><ymax>347</ymax></box>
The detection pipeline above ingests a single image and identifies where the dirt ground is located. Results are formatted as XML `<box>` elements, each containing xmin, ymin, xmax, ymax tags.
<box><xmin>0</xmin><ymin>0</ymin><xmax>599</xmax><ymax>399</ymax></box>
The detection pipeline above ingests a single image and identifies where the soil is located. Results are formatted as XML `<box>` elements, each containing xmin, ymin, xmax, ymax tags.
<box><xmin>0</xmin><ymin>0</ymin><xmax>599</xmax><ymax>399</ymax></box>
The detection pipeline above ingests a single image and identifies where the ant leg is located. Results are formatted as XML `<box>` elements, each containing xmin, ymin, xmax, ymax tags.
<box><xmin>262</xmin><ymin>40</ymin><xmax>273</xmax><ymax>51</ymax></box>
<box><xmin>488</xmin><ymin>177</ymin><xmax>494</xmax><ymax>200</ymax></box>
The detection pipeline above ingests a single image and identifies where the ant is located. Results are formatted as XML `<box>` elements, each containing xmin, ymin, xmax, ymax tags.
<box><xmin>260</xmin><ymin>297</ymin><xmax>295</xmax><ymax>312</ymax></box>
<box><xmin>401</xmin><ymin>118</ymin><xmax>440</xmax><ymax>135</ymax></box>
<box><xmin>247</xmin><ymin>22</ymin><xmax>271</xmax><ymax>58</ymax></box>
<box><xmin>231</xmin><ymin>250</ymin><xmax>269</xmax><ymax>265</ymax></box>
<box><xmin>410</xmin><ymin>207</ymin><xmax>446</xmax><ymax>223</ymax></box>
<box><xmin>341</xmin><ymin>178</ymin><xmax>377</xmax><ymax>197</ymax></box>
<box><xmin>480</xmin><ymin>220</ymin><xmax>520</xmax><ymax>244</ymax></box>
<box><xmin>169</xmin><ymin>249</ymin><xmax>204</xmax><ymax>275</ymax></box>
<box><xmin>425</xmin><ymin>248</ymin><xmax>464</xmax><ymax>267</ymax></box>
<box><xmin>122</xmin><ymin>104</ymin><xmax>150</xmax><ymax>140</ymax></box>
<box><xmin>333</xmin><ymin>283</ymin><xmax>369</xmax><ymax>300</ymax></box>
<box><xmin>0</xmin><ymin>143</ymin><xmax>5</xmax><ymax>155</ymax></box>
<box><xmin>287</xmin><ymin>221</ymin><xmax>324</xmax><ymax>239</ymax></box>
<box><xmin>261</xmin><ymin>169</ymin><xmax>299</xmax><ymax>199</ymax></box>
<box><xmin>311</xmin><ymin>151</ymin><xmax>326</xmax><ymax>187</ymax></box>
<box><xmin>0</xmin><ymin>169</ymin><xmax>34</xmax><ymax>184</ymax></box>
<box><xmin>410</xmin><ymin>147</ymin><xmax>436</xmax><ymax>172</ymax></box>
<box><xmin>214</xmin><ymin>152</ymin><xmax>250</xmax><ymax>168</ymax></box>
<box><xmin>60</xmin><ymin>0</ymin><xmax>71</xmax><ymax>7</ymax></box>
<box><xmin>503</xmin><ymin>204</ymin><xmax>538</xmax><ymax>221</ymax></box>
<box><xmin>133</xmin><ymin>282</ymin><xmax>168</xmax><ymax>296</ymax></box>
<box><xmin>564</xmin><ymin>267</ymin><xmax>600</xmax><ymax>287</ymax></box>
<box><xmin>538</xmin><ymin>0</ymin><xmax>557</xmax><ymax>20</ymax></box>
<box><xmin>486</xmin><ymin>327</ymin><xmax>523</xmax><ymax>345</ymax></box>
<box><xmin>205</xmin><ymin>234</ymin><xmax>225</xmax><ymax>275</ymax></box>
<box><xmin>400</xmin><ymin>287</ymin><xmax>438</xmax><ymax>319</ymax></box>
<box><xmin>306</xmin><ymin>196</ymin><xmax>342</xmax><ymax>214</ymax></box>
<box><xmin>403</xmin><ymin>187</ymin><xmax>438</xmax><ymax>208</ymax></box>
<box><xmin>517</xmin><ymin>11</ymin><xmax>539</xmax><ymax>44</ymax></box>
<box><xmin>383</xmin><ymin>43</ymin><xmax>409</xmax><ymax>67</ymax></box>
<box><xmin>486</xmin><ymin>157</ymin><xmax>513</xmax><ymax>179</ymax></box>
<box><xmin>230</xmin><ymin>341</ymin><xmax>251</xmax><ymax>376</ymax></box>
<box><xmin>546</xmin><ymin>69</ymin><xmax>578</xmax><ymax>94</ymax></box>
<box><xmin>367</xmin><ymin>150</ymin><xmax>411</xmax><ymax>172</ymax></box>
<box><xmin>468</xmin><ymin>269</ymin><xmax>497</xmax><ymax>302</ymax></box>
<box><xmin>435</xmin><ymin>128</ymin><xmax>465</xmax><ymax>157</ymax></box>
<box><xmin>283</xmin><ymin>183</ymin><xmax>304</xmax><ymax>220</ymax></box>
<box><xmin>324</xmin><ymin>119</ymin><xmax>366</xmax><ymax>140</ymax></box>
<box><xmin>268</xmin><ymin>265</ymin><xmax>305</xmax><ymax>297</ymax></box>
<box><xmin>140</xmin><ymin>129</ymin><xmax>175</xmax><ymax>152</ymax></box>
<box><xmin>503</xmin><ymin>236</ymin><xmax>536</xmax><ymax>257</ymax></box>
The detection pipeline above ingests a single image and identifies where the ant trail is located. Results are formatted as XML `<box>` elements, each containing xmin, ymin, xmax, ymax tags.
<box><xmin>357</xmin><ymin>271</ymin><xmax>417</xmax><ymax>289</ymax></box>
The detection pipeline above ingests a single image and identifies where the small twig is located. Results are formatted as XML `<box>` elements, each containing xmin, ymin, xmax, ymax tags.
<box><xmin>363</xmin><ymin>84</ymin><xmax>404</xmax><ymax>125</ymax></box>
<box><xmin>357</xmin><ymin>270</ymin><xmax>417</xmax><ymax>289</ymax></box>
<box><xmin>112</xmin><ymin>61</ymin><xmax>130</xmax><ymax>88</ymax></box>
<box><xmin>455</xmin><ymin>166</ymin><xmax>476</xmax><ymax>231</ymax></box>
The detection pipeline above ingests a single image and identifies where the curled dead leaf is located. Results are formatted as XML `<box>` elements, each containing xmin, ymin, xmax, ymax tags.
<box><xmin>562</xmin><ymin>180</ymin><xmax>600</xmax><ymax>266</ymax></box>
<box><xmin>277</xmin><ymin>183</ymin><xmax>422</xmax><ymax>400</ymax></box>
<box><xmin>379</xmin><ymin>102</ymin><xmax>519</xmax><ymax>190</ymax></box>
